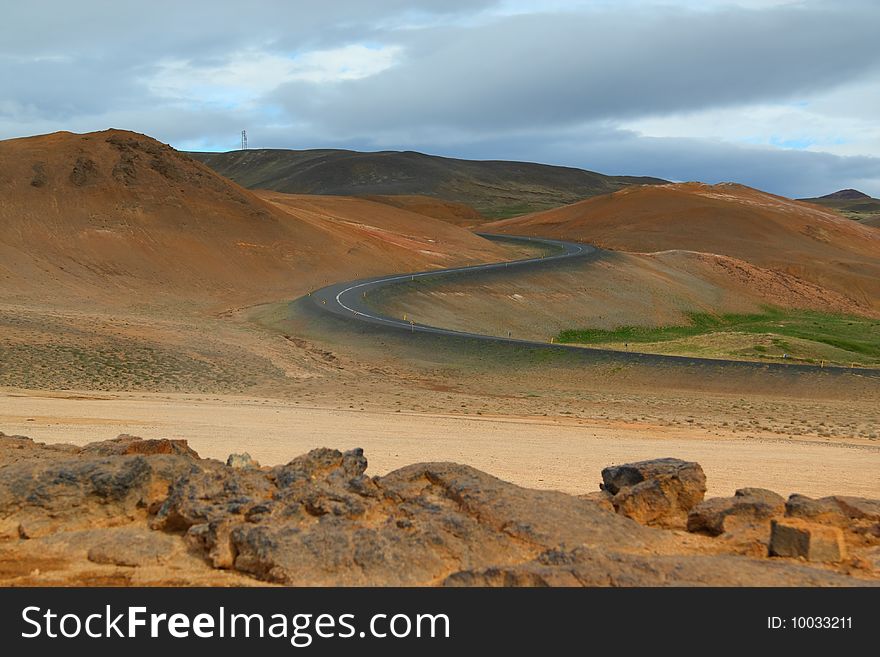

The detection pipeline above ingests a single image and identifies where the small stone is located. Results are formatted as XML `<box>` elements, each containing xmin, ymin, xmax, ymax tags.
<box><xmin>226</xmin><ymin>453</ymin><xmax>260</xmax><ymax>469</ymax></box>
<box><xmin>769</xmin><ymin>518</ymin><xmax>847</xmax><ymax>563</ymax></box>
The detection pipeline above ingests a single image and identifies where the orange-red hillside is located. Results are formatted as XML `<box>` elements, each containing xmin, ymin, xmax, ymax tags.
<box><xmin>359</xmin><ymin>194</ymin><xmax>487</xmax><ymax>227</ymax></box>
<box><xmin>0</xmin><ymin>130</ymin><xmax>509</xmax><ymax>310</ymax></box>
<box><xmin>486</xmin><ymin>182</ymin><xmax>880</xmax><ymax>313</ymax></box>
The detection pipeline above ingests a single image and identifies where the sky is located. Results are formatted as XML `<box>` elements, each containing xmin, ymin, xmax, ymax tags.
<box><xmin>2</xmin><ymin>0</ymin><xmax>879</xmax><ymax>197</ymax></box>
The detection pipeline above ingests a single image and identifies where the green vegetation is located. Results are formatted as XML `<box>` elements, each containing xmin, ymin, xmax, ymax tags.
<box><xmin>557</xmin><ymin>308</ymin><xmax>880</xmax><ymax>366</ymax></box>
<box><xmin>481</xmin><ymin>204</ymin><xmax>551</xmax><ymax>220</ymax></box>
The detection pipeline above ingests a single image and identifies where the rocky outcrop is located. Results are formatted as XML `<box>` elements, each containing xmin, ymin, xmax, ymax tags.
<box><xmin>0</xmin><ymin>434</ymin><xmax>201</xmax><ymax>539</ymax></box>
<box><xmin>443</xmin><ymin>545</ymin><xmax>865</xmax><ymax>587</ymax></box>
<box><xmin>152</xmin><ymin>451</ymin><xmax>662</xmax><ymax>585</ymax></box>
<box><xmin>601</xmin><ymin>458</ymin><xmax>706</xmax><ymax>527</ymax></box>
<box><xmin>769</xmin><ymin>519</ymin><xmax>847</xmax><ymax>563</ymax></box>
<box><xmin>0</xmin><ymin>433</ymin><xmax>877</xmax><ymax>586</ymax></box>
<box><xmin>687</xmin><ymin>488</ymin><xmax>785</xmax><ymax>535</ymax></box>
<box><xmin>785</xmin><ymin>495</ymin><xmax>880</xmax><ymax>546</ymax></box>
<box><xmin>78</xmin><ymin>434</ymin><xmax>201</xmax><ymax>458</ymax></box>
<box><xmin>87</xmin><ymin>527</ymin><xmax>178</xmax><ymax>567</ymax></box>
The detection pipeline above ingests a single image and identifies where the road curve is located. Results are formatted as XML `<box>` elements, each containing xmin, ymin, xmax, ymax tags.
<box><xmin>303</xmin><ymin>233</ymin><xmax>880</xmax><ymax>376</ymax></box>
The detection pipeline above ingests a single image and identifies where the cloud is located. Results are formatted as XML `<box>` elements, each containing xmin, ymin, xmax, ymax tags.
<box><xmin>147</xmin><ymin>45</ymin><xmax>403</xmax><ymax>108</ymax></box>
<box><xmin>270</xmin><ymin>3</ymin><xmax>880</xmax><ymax>134</ymax></box>
<box><xmin>1</xmin><ymin>0</ymin><xmax>879</xmax><ymax>197</ymax></box>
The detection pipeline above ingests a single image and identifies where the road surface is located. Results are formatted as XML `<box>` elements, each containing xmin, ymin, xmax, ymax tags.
<box><xmin>303</xmin><ymin>233</ymin><xmax>879</xmax><ymax>376</ymax></box>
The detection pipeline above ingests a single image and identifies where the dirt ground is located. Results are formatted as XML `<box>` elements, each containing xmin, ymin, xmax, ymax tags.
<box><xmin>2</xmin><ymin>388</ymin><xmax>877</xmax><ymax>499</ymax></box>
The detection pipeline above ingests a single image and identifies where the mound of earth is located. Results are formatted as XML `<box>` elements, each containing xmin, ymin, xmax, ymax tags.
<box><xmin>0</xmin><ymin>130</ymin><xmax>512</xmax><ymax>311</ymax></box>
<box><xmin>1</xmin><ymin>432</ymin><xmax>876</xmax><ymax>586</ymax></box>
<box><xmin>486</xmin><ymin>182</ymin><xmax>880</xmax><ymax>313</ymax></box>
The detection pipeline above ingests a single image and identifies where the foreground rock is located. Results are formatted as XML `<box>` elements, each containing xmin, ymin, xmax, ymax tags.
<box><xmin>769</xmin><ymin>519</ymin><xmax>847</xmax><ymax>563</ymax></box>
<box><xmin>785</xmin><ymin>494</ymin><xmax>880</xmax><ymax>546</ymax></box>
<box><xmin>0</xmin><ymin>433</ymin><xmax>877</xmax><ymax>586</ymax></box>
<box><xmin>601</xmin><ymin>458</ymin><xmax>707</xmax><ymax>528</ymax></box>
<box><xmin>686</xmin><ymin>488</ymin><xmax>786</xmax><ymax>554</ymax></box>
<box><xmin>0</xmin><ymin>435</ymin><xmax>201</xmax><ymax>539</ymax></box>
<box><xmin>444</xmin><ymin>545</ymin><xmax>858</xmax><ymax>587</ymax></box>
<box><xmin>152</xmin><ymin>449</ymin><xmax>662</xmax><ymax>585</ymax></box>
<box><xmin>688</xmin><ymin>488</ymin><xmax>785</xmax><ymax>536</ymax></box>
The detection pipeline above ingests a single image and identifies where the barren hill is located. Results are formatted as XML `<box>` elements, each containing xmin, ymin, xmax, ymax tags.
<box><xmin>0</xmin><ymin>130</ymin><xmax>519</xmax><ymax>393</ymax></box>
<box><xmin>0</xmin><ymin>130</ymin><xmax>511</xmax><ymax>310</ymax></box>
<box><xmin>360</xmin><ymin>194</ymin><xmax>488</xmax><ymax>227</ymax></box>
<box><xmin>815</xmin><ymin>189</ymin><xmax>871</xmax><ymax>201</ymax></box>
<box><xmin>798</xmin><ymin>188</ymin><xmax>880</xmax><ymax>223</ymax></box>
<box><xmin>189</xmin><ymin>148</ymin><xmax>667</xmax><ymax>219</ymax></box>
<box><xmin>486</xmin><ymin>182</ymin><xmax>880</xmax><ymax>313</ymax></box>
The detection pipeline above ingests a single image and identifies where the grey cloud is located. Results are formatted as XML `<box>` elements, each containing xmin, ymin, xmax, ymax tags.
<box><xmin>408</xmin><ymin>127</ymin><xmax>880</xmax><ymax>199</ymax></box>
<box><xmin>2</xmin><ymin>0</ymin><xmax>880</xmax><ymax>199</ymax></box>
<box><xmin>0</xmin><ymin>1</ymin><xmax>497</xmax><ymax>126</ymax></box>
<box><xmin>0</xmin><ymin>1</ymin><xmax>496</xmax><ymax>59</ymax></box>
<box><xmin>272</xmin><ymin>3</ymin><xmax>880</xmax><ymax>133</ymax></box>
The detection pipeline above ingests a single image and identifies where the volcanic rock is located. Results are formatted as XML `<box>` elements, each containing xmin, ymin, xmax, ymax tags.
<box><xmin>226</xmin><ymin>453</ymin><xmax>260</xmax><ymax>469</ymax></box>
<box><xmin>769</xmin><ymin>518</ymin><xmax>847</xmax><ymax>563</ymax></box>
<box><xmin>687</xmin><ymin>488</ymin><xmax>785</xmax><ymax>536</ymax></box>
<box><xmin>79</xmin><ymin>434</ymin><xmax>201</xmax><ymax>458</ymax></box>
<box><xmin>601</xmin><ymin>457</ymin><xmax>707</xmax><ymax>527</ymax></box>
<box><xmin>0</xmin><ymin>436</ymin><xmax>201</xmax><ymax>538</ymax></box>
<box><xmin>1</xmin><ymin>432</ymin><xmax>878</xmax><ymax>586</ymax></box>
<box><xmin>785</xmin><ymin>494</ymin><xmax>880</xmax><ymax>546</ymax></box>
<box><xmin>87</xmin><ymin>527</ymin><xmax>177</xmax><ymax>567</ymax></box>
<box><xmin>444</xmin><ymin>545</ymin><xmax>863</xmax><ymax>587</ymax></box>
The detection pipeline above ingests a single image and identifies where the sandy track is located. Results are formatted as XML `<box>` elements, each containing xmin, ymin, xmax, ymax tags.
<box><xmin>2</xmin><ymin>390</ymin><xmax>876</xmax><ymax>499</ymax></box>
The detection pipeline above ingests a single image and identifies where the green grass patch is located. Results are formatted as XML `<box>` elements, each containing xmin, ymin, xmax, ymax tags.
<box><xmin>479</xmin><ymin>204</ymin><xmax>552</xmax><ymax>220</ymax></box>
<box><xmin>556</xmin><ymin>308</ymin><xmax>880</xmax><ymax>365</ymax></box>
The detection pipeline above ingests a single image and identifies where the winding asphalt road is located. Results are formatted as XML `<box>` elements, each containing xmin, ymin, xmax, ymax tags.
<box><xmin>304</xmin><ymin>233</ymin><xmax>879</xmax><ymax>376</ymax></box>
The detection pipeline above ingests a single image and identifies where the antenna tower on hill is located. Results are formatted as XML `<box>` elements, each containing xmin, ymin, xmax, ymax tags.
<box><xmin>241</xmin><ymin>130</ymin><xmax>248</xmax><ymax>150</ymax></box>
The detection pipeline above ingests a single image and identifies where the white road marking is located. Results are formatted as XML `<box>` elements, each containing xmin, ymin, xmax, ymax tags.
<box><xmin>332</xmin><ymin>238</ymin><xmax>586</xmax><ymax>331</ymax></box>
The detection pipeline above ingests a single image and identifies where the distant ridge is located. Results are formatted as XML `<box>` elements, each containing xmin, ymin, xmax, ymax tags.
<box><xmin>188</xmin><ymin>148</ymin><xmax>667</xmax><ymax>219</ymax></box>
<box><xmin>818</xmin><ymin>189</ymin><xmax>871</xmax><ymax>200</ymax></box>
<box><xmin>0</xmin><ymin>129</ymin><xmax>514</xmax><ymax>308</ymax></box>
<box><xmin>799</xmin><ymin>188</ymin><xmax>880</xmax><ymax>222</ymax></box>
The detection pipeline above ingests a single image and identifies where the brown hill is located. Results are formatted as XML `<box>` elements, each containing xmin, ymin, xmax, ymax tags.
<box><xmin>0</xmin><ymin>130</ymin><xmax>510</xmax><ymax>311</ymax></box>
<box><xmin>816</xmin><ymin>189</ymin><xmax>871</xmax><ymax>201</ymax></box>
<box><xmin>189</xmin><ymin>148</ymin><xmax>667</xmax><ymax>219</ymax></box>
<box><xmin>486</xmin><ymin>182</ymin><xmax>880</xmax><ymax>313</ymax></box>
<box><xmin>798</xmin><ymin>188</ymin><xmax>880</xmax><ymax>222</ymax></box>
<box><xmin>360</xmin><ymin>194</ymin><xmax>488</xmax><ymax>227</ymax></box>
